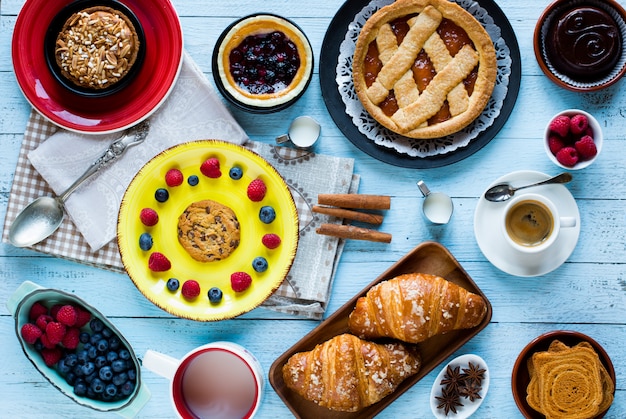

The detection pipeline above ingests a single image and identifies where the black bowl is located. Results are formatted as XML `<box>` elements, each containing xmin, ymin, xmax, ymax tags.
<box><xmin>212</xmin><ymin>13</ymin><xmax>314</xmax><ymax>113</ymax></box>
<box><xmin>44</xmin><ymin>0</ymin><xmax>145</xmax><ymax>98</ymax></box>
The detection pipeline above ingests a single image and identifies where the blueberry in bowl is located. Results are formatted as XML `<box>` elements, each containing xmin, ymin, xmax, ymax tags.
<box><xmin>213</xmin><ymin>14</ymin><xmax>314</xmax><ymax>113</ymax></box>
<box><xmin>6</xmin><ymin>281</ymin><xmax>150</xmax><ymax>415</ymax></box>
<box><xmin>44</xmin><ymin>0</ymin><xmax>145</xmax><ymax>97</ymax></box>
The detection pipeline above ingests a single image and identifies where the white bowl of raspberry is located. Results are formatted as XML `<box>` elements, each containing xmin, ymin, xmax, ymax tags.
<box><xmin>6</xmin><ymin>281</ymin><xmax>150</xmax><ymax>416</ymax></box>
<box><xmin>544</xmin><ymin>109</ymin><xmax>603</xmax><ymax>170</ymax></box>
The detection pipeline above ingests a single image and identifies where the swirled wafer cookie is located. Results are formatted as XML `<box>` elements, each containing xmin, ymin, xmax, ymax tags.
<box><xmin>177</xmin><ymin>199</ymin><xmax>240</xmax><ymax>262</ymax></box>
<box><xmin>526</xmin><ymin>339</ymin><xmax>614</xmax><ymax>419</ymax></box>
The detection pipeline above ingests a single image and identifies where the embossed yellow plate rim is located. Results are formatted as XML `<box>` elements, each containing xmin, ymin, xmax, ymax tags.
<box><xmin>117</xmin><ymin>140</ymin><xmax>299</xmax><ymax>321</ymax></box>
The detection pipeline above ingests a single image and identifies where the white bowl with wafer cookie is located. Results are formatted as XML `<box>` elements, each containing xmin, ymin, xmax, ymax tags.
<box><xmin>512</xmin><ymin>330</ymin><xmax>615</xmax><ymax>419</ymax></box>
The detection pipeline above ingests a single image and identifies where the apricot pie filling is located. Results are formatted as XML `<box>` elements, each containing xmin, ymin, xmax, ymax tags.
<box><xmin>353</xmin><ymin>0</ymin><xmax>497</xmax><ymax>139</ymax></box>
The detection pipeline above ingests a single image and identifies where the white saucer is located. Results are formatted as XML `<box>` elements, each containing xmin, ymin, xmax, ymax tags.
<box><xmin>474</xmin><ymin>170</ymin><xmax>580</xmax><ymax>277</ymax></box>
<box><xmin>430</xmin><ymin>354</ymin><xmax>490</xmax><ymax>419</ymax></box>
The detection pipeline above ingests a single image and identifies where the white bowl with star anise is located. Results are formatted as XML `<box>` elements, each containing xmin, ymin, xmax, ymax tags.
<box><xmin>430</xmin><ymin>354</ymin><xmax>490</xmax><ymax>418</ymax></box>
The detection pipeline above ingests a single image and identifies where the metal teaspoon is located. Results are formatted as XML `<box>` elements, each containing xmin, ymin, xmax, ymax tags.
<box><xmin>484</xmin><ymin>172</ymin><xmax>573</xmax><ymax>202</ymax></box>
<box><xmin>8</xmin><ymin>120</ymin><xmax>150</xmax><ymax>247</ymax></box>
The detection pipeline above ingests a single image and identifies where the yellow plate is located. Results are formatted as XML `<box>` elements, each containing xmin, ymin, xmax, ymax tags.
<box><xmin>117</xmin><ymin>140</ymin><xmax>299</xmax><ymax>321</ymax></box>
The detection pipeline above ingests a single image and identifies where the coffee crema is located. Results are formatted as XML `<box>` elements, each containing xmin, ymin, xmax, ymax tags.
<box><xmin>505</xmin><ymin>200</ymin><xmax>554</xmax><ymax>247</ymax></box>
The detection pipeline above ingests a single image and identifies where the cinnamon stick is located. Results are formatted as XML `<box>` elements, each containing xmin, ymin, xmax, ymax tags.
<box><xmin>316</xmin><ymin>224</ymin><xmax>392</xmax><ymax>243</ymax></box>
<box><xmin>312</xmin><ymin>205</ymin><xmax>384</xmax><ymax>225</ymax></box>
<box><xmin>318</xmin><ymin>194</ymin><xmax>391</xmax><ymax>210</ymax></box>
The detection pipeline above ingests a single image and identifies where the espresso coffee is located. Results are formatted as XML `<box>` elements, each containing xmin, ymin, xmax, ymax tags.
<box><xmin>505</xmin><ymin>200</ymin><xmax>554</xmax><ymax>247</ymax></box>
<box><xmin>180</xmin><ymin>349</ymin><xmax>258</xmax><ymax>419</ymax></box>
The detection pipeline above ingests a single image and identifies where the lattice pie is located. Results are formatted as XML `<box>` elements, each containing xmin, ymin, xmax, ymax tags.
<box><xmin>353</xmin><ymin>0</ymin><xmax>497</xmax><ymax>139</ymax></box>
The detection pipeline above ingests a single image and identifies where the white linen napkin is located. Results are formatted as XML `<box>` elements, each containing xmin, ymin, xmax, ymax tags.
<box><xmin>28</xmin><ymin>51</ymin><xmax>249</xmax><ymax>251</ymax></box>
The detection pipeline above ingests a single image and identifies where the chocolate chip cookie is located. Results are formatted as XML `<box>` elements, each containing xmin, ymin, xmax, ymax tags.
<box><xmin>177</xmin><ymin>200</ymin><xmax>240</xmax><ymax>262</ymax></box>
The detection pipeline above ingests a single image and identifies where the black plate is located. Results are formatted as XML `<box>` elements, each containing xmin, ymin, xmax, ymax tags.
<box><xmin>319</xmin><ymin>0</ymin><xmax>522</xmax><ymax>168</ymax></box>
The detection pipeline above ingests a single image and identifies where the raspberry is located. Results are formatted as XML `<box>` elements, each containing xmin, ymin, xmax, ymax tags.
<box><xmin>570</xmin><ymin>114</ymin><xmax>589</xmax><ymax>136</ymax></box>
<box><xmin>74</xmin><ymin>306</ymin><xmax>91</xmax><ymax>328</ymax></box>
<box><xmin>200</xmin><ymin>157</ymin><xmax>222</xmax><ymax>178</ymax></box>
<box><xmin>549</xmin><ymin>115</ymin><xmax>570</xmax><ymax>137</ymax></box>
<box><xmin>55</xmin><ymin>305</ymin><xmax>77</xmax><ymax>327</ymax></box>
<box><xmin>181</xmin><ymin>280</ymin><xmax>201</xmax><ymax>299</ymax></box>
<box><xmin>247</xmin><ymin>178</ymin><xmax>267</xmax><ymax>202</ymax></box>
<box><xmin>49</xmin><ymin>304</ymin><xmax>63</xmax><ymax>319</ymax></box>
<box><xmin>165</xmin><ymin>168</ymin><xmax>184</xmax><ymax>187</ymax></box>
<box><xmin>148</xmin><ymin>252</ymin><xmax>171</xmax><ymax>272</ymax></box>
<box><xmin>140</xmin><ymin>208</ymin><xmax>159</xmax><ymax>226</ymax></box>
<box><xmin>21</xmin><ymin>323</ymin><xmax>43</xmax><ymax>345</ymax></box>
<box><xmin>40</xmin><ymin>333</ymin><xmax>56</xmax><ymax>349</ymax></box>
<box><xmin>41</xmin><ymin>347</ymin><xmax>62</xmax><ymax>367</ymax></box>
<box><xmin>575</xmin><ymin>135</ymin><xmax>597</xmax><ymax>160</ymax></box>
<box><xmin>231</xmin><ymin>272</ymin><xmax>252</xmax><ymax>292</ymax></box>
<box><xmin>28</xmin><ymin>301</ymin><xmax>48</xmax><ymax>321</ymax></box>
<box><xmin>61</xmin><ymin>327</ymin><xmax>80</xmax><ymax>349</ymax></box>
<box><xmin>555</xmin><ymin>146</ymin><xmax>579</xmax><ymax>167</ymax></box>
<box><xmin>262</xmin><ymin>233</ymin><xmax>281</xmax><ymax>249</ymax></box>
<box><xmin>35</xmin><ymin>314</ymin><xmax>53</xmax><ymax>331</ymax></box>
<box><xmin>45</xmin><ymin>321</ymin><xmax>67</xmax><ymax>345</ymax></box>
<box><xmin>548</xmin><ymin>134</ymin><xmax>565</xmax><ymax>155</ymax></box>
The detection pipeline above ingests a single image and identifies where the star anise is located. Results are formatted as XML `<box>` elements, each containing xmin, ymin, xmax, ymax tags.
<box><xmin>459</xmin><ymin>381</ymin><xmax>483</xmax><ymax>403</ymax></box>
<box><xmin>461</xmin><ymin>361</ymin><xmax>486</xmax><ymax>386</ymax></box>
<box><xmin>435</xmin><ymin>385</ymin><xmax>464</xmax><ymax>416</ymax></box>
<box><xmin>440</xmin><ymin>365</ymin><xmax>464</xmax><ymax>393</ymax></box>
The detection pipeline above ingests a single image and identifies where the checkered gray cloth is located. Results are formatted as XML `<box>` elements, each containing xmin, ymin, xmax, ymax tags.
<box><xmin>3</xmin><ymin>111</ymin><xmax>358</xmax><ymax>319</ymax></box>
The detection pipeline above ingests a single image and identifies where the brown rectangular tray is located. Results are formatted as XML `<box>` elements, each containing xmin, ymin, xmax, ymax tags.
<box><xmin>269</xmin><ymin>241</ymin><xmax>492</xmax><ymax>418</ymax></box>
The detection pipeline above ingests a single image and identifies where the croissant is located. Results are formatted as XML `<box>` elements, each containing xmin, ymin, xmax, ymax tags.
<box><xmin>282</xmin><ymin>333</ymin><xmax>421</xmax><ymax>412</ymax></box>
<box><xmin>348</xmin><ymin>273</ymin><xmax>487</xmax><ymax>343</ymax></box>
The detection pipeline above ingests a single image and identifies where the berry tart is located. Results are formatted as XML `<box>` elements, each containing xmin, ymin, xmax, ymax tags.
<box><xmin>117</xmin><ymin>140</ymin><xmax>299</xmax><ymax>321</ymax></box>
<box><xmin>352</xmin><ymin>0</ymin><xmax>497</xmax><ymax>139</ymax></box>
<box><xmin>213</xmin><ymin>14</ymin><xmax>314</xmax><ymax>112</ymax></box>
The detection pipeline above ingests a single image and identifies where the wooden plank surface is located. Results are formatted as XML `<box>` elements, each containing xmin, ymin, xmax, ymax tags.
<box><xmin>1</xmin><ymin>0</ymin><xmax>625</xmax><ymax>417</ymax></box>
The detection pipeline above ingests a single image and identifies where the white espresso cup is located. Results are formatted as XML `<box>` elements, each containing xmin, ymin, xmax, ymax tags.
<box><xmin>143</xmin><ymin>342</ymin><xmax>264</xmax><ymax>419</ymax></box>
<box><xmin>502</xmin><ymin>193</ymin><xmax>576</xmax><ymax>253</ymax></box>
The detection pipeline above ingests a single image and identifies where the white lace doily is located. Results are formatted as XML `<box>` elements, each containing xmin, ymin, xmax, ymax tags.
<box><xmin>337</xmin><ymin>0</ymin><xmax>512</xmax><ymax>157</ymax></box>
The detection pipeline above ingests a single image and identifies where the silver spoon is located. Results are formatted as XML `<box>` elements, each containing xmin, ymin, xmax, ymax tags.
<box><xmin>8</xmin><ymin>120</ymin><xmax>150</xmax><ymax>247</ymax></box>
<box><xmin>484</xmin><ymin>172</ymin><xmax>573</xmax><ymax>202</ymax></box>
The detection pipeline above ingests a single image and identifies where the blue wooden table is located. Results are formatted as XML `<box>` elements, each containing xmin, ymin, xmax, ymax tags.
<box><xmin>1</xmin><ymin>0</ymin><xmax>625</xmax><ymax>417</ymax></box>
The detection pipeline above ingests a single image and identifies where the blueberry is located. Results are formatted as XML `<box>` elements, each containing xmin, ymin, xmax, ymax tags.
<box><xmin>259</xmin><ymin>206</ymin><xmax>276</xmax><ymax>224</ymax></box>
<box><xmin>229</xmin><ymin>166</ymin><xmax>243</xmax><ymax>180</ymax></box>
<box><xmin>82</xmin><ymin>362</ymin><xmax>95</xmax><ymax>376</ymax></box>
<box><xmin>90</xmin><ymin>318</ymin><xmax>104</xmax><ymax>333</ymax></box>
<box><xmin>120</xmin><ymin>380</ymin><xmax>135</xmax><ymax>396</ymax></box>
<box><xmin>139</xmin><ymin>233</ymin><xmax>153</xmax><ymax>251</ymax></box>
<box><xmin>57</xmin><ymin>358</ymin><xmax>71</xmax><ymax>375</ymax></box>
<box><xmin>65</xmin><ymin>353</ymin><xmax>78</xmax><ymax>367</ymax></box>
<box><xmin>99</xmin><ymin>366</ymin><xmax>113</xmax><ymax>381</ymax></box>
<box><xmin>87</xmin><ymin>345</ymin><xmax>98</xmax><ymax>359</ymax></box>
<box><xmin>105</xmin><ymin>383</ymin><xmax>118</xmax><ymax>397</ymax></box>
<box><xmin>106</xmin><ymin>351</ymin><xmax>119</xmax><ymax>363</ymax></box>
<box><xmin>73</xmin><ymin>365</ymin><xmax>85</xmax><ymax>378</ymax></box>
<box><xmin>166</xmin><ymin>278</ymin><xmax>180</xmax><ymax>292</ymax></box>
<box><xmin>155</xmin><ymin>188</ymin><xmax>169</xmax><ymax>202</ymax></box>
<box><xmin>95</xmin><ymin>355</ymin><xmax>107</xmax><ymax>369</ymax></box>
<box><xmin>208</xmin><ymin>287</ymin><xmax>223</xmax><ymax>304</ymax></box>
<box><xmin>65</xmin><ymin>372</ymin><xmax>77</xmax><ymax>386</ymax></box>
<box><xmin>108</xmin><ymin>336</ymin><xmax>121</xmax><ymax>351</ymax></box>
<box><xmin>127</xmin><ymin>369</ymin><xmax>136</xmax><ymax>381</ymax></box>
<box><xmin>96</xmin><ymin>339</ymin><xmax>109</xmax><ymax>352</ymax></box>
<box><xmin>187</xmin><ymin>175</ymin><xmax>199</xmax><ymax>186</ymax></box>
<box><xmin>252</xmin><ymin>257</ymin><xmax>268</xmax><ymax>272</ymax></box>
<box><xmin>79</xmin><ymin>332</ymin><xmax>91</xmax><ymax>344</ymax></box>
<box><xmin>112</xmin><ymin>372</ymin><xmax>128</xmax><ymax>386</ymax></box>
<box><xmin>90</xmin><ymin>333</ymin><xmax>102</xmax><ymax>345</ymax></box>
<box><xmin>101</xmin><ymin>327</ymin><xmax>113</xmax><ymax>338</ymax></box>
<box><xmin>73</xmin><ymin>380</ymin><xmax>87</xmax><ymax>397</ymax></box>
<box><xmin>91</xmin><ymin>378</ymin><xmax>105</xmax><ymax>393</ymax></box>
<box><xmin>119</xmin><ymin>349</ymin><xmax>130</xmax><ymax>360</ymax></box>
<box><xmin>77</xmin><ymin>350</ymin><xmax>89</xmax><ymax>365</ymax></box>
<box><xmin>84</xmin><ymin>371</ymin><xmax>97</xmax><ymax>384</ymax></box>
<box><xmin>111</xmin><ymin>359</ymin><xmax>127</xmax><ymax>373</ymax></box>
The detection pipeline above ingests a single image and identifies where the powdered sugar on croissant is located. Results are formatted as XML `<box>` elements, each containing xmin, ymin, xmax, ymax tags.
<box><xmin>282</xmin><ymin>333</ymin><xmax>421</xmax><ymax>412</ymax></box>
<box><xmin>348</xmin><ymin>273</ymin><xmax>487</xmax><ymax>343</ymax></box>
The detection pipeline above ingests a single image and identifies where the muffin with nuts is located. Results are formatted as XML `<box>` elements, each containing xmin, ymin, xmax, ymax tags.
<box><xmin>53</xmin><ymin>5</ymin><xmax>141</xmax><ymax>92</ymax></box>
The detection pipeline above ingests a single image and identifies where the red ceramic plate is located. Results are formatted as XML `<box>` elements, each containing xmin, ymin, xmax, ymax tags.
<box><xmin>12</xmin><ymin>0</ymin><xmax>183</xmax><ymax>134</ymax></box>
